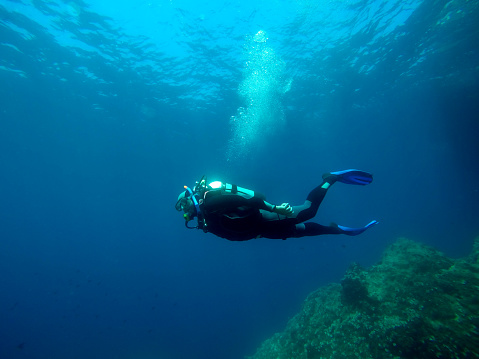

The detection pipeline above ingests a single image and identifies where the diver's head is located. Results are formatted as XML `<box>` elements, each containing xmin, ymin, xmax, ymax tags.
<box><xmin>175</xmin><ymin>190</ymin><xmax>197</xmax><ymax>221</ymax></box>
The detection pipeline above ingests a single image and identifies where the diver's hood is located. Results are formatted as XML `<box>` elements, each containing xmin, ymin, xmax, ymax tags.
<box><xmin>176</xmin><ymin>184</ymin><xmax>202</xmax><ymax>228</ymax></box>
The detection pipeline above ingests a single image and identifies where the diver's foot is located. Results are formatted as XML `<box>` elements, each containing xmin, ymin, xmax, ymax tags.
<box><xmin>322</xmin><ymin>169</ymin><xmax>373</xmax><ymax>186</ymax></box>
<box><xmin>332</xmin><ymin>220</ymin><xmax>379</xmax><ymax>236</ymax></box>
<box><xmin>322</xmin><ymin>172</ymin><xmax>339</xmax><ymax>184</ymax></box>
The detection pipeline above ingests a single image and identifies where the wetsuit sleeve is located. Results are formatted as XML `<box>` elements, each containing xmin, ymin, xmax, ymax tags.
<box><xmin>204</xmin><ymin>193</ymin><xmax>275</xmax><ymax>212</ymax></box>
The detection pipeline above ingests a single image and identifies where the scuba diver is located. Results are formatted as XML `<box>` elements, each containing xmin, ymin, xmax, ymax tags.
<box><xmin>175</xmin><ymin>169</ymin><xmax>378</xmax><ymax>241</ymax></box>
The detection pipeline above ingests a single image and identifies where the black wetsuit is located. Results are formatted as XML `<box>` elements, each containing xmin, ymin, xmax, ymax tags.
<box><xmin>200</xmin><ymin>179</ymin><xmax>342</xmax><ymax>241</ymax></box>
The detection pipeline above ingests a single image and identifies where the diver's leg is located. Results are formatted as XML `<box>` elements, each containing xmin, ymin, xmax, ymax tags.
<box><xmin>259</xmin><ymin>217</ymin><xmax>378</xmax><ymax>239</ymax></box>
<box><xmin>292</xmin><ymin>222</ymin><xmax>343</xmax><ymax>237</ymax></box>
<box><xmin>292</xmin><ymin>221</ymin><xmax>378</xmax><ymax>237</ymax></box>
<box><xmin>293</xmin><ymin>178</ymin><xmax>335</xmax><ymax>223</ymax></box>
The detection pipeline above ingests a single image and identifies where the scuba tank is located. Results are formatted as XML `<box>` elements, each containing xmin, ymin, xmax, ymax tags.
<box><xmin>207</xmin><ymin>181</ymin><xmax>266</xmax><ymax>200</ymax></box>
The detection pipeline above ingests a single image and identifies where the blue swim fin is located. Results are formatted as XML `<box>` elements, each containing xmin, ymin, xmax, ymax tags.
<box><xmin>333</xmin><ymin>220</ymin><xmax>379</xmax><ymax>236</ymax></box>
<box><xmin>323</xmin><ymin>169</ymin><xmax>373</xmax><ymax>185</ymax></box>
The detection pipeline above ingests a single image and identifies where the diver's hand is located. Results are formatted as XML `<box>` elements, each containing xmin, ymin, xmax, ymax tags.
<box><xmin>275</xmin><ymin>203</ymin><xmax>294</xmax><ymax>216</ymax></box>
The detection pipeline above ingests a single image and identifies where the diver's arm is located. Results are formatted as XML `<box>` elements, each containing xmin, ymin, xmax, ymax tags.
<box><xmin>205</xmin><ymin>194</ymin><xmax>293</xmax><ymax>215</ymax></box>
<box><xmin>204</xmin><ymin>193</ymin><xmax>274</xmax><ymax>212</ymax></box>
<box><xmin>262</xmin><ymin>200</ymin><xmax>276</xmax><ymax>212</ymax></box>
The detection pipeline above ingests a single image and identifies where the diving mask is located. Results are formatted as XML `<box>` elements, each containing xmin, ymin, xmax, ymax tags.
<box><xmin>175</xmin><ymin>185</ymin><xmax>202</xmax><ymax>227</ymax></box>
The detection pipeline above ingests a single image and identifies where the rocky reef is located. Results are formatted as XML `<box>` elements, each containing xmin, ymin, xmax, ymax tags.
<box><xmin>248</xmin><ymin>238</ymin><xmax>479</xmax><ymax>359</ymax></box>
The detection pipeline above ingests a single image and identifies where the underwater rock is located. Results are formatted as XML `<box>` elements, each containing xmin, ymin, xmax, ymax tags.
<box><xmin>248</xmin><ymin>238</ymin><xmax>479</xmax><ymax>359</ymax></box>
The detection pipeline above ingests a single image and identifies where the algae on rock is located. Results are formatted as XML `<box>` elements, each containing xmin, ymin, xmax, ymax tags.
<box><xmin>248</xmin><ymin>238</ymin><xmax>479</xmax><ymax>359</ymax></box>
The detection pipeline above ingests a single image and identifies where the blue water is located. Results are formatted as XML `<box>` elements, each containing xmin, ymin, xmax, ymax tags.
<box><xmin>1</xmin><ymin>0</ymin><xmax>478</xmax><ymax>358</ymax></box>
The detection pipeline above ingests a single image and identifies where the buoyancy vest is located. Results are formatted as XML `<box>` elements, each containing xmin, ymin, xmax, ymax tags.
<box><xmin>197</xmin><ymin>181</ymin><xmax>266</xmax><ymax>240</ymax></box>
